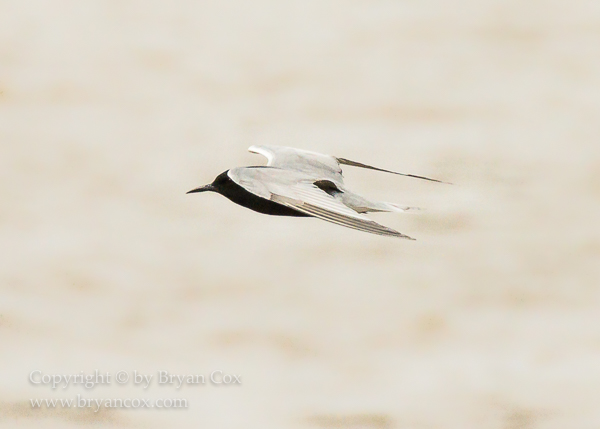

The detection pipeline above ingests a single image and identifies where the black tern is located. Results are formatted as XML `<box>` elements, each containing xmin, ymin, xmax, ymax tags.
<box><xmin>187</xmin><ymin>145</ymin><xmax>446</xmax><ymax>239</ymax></box>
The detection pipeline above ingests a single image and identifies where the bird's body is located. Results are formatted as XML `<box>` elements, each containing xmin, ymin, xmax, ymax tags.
<box><xmin>188</xmin><ymin>145</ymin><xmax>446</xmax><ymax>239</ymax></box>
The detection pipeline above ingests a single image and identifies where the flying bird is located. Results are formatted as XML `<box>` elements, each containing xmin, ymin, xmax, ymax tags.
<box><xmin>187</xmin><ymin>145</ymin><xmax>447</xmax><ymax>239</ymax></box>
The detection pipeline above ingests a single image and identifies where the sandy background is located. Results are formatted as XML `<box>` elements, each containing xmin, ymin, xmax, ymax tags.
<box><xmin>1</xmin><ymin>1</ymin><xmax>600</xmax><ymax>428</ymax></box>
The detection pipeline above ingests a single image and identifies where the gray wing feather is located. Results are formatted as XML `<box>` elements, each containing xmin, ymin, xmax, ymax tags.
<box><xmin>229</xmin><ymin>167</ymin><xmax>413</xmax><ymax>239</ymax></box>
<box><xmin>272</xmin><ymin>194</ymin><xmax>414</xmax><ymax>239</ymax></box>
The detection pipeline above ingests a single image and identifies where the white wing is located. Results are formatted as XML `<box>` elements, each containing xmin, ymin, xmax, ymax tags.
<box><xmin>248</xmin><ymin>145</ymin><xmax>344</xmax><ymax>182</ymax></box>
<box><xmin>228</xmin><ymin>167</ymin><xmax>414</xmax><ymax>239</ymax></box>
<box><xmin>249</xmin><ymin>145</ymin><xmax>448</xmax><ymax>184</ymax></box>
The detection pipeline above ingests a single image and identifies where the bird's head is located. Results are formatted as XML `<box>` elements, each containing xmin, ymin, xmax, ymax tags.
<box><xmin>186</xmin><ymin>170</ymin><xmax>231</xmax><ymax>195</ymax></box>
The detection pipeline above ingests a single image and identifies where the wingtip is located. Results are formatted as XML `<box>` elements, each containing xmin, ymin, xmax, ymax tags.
<box><xmin>336</xmin><ymin>157</ymin><xmax>451</xmax><ymax>185</ymax></box>
<box><xmin>398</xmin><ymin>234</ymin><xmax>416</xmax><ymax>240</ymax></box>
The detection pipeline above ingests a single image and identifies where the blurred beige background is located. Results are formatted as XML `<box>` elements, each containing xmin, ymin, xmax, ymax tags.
<box><xmin>1</xmin><ymin>1</ymin><xmax>599</xmax><ymax>428</ymax></box>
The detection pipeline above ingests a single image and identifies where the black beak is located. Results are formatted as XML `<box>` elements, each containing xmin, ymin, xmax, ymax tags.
<box><xmin>186</xmin><ymin>184</ymin><xmax>214</xmax><ymax>194</ymax></box>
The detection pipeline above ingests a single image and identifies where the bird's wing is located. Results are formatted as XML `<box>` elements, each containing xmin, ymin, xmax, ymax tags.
<box><xmin>228</xmin><ymin>167</ymin><xmax>414</xmax><ymax>239</ymax></box>
<box><xmin>271</xmin><ymin>193</ymin><xmax>414</xmax><ymax>239</ymax></box>
<box><xmin>248</xmin><ymin>145</ymin><xmax>344</xmax><ymax>182</ymax></box>
<box><xmin>248</xmin><ymin>145</ymin><xmax>448</xmax><ymax>184</ymax></box>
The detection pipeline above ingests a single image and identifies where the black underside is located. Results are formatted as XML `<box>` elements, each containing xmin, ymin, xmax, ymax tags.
<box><xmin>218</xmin><ymin>178</ymin><xmax>310</xmax><ymax>217</ymax></box>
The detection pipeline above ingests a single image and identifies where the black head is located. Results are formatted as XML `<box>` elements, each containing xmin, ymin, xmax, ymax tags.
<box><xmin>187</xmin><ymin>170</ymin><xmax>231</xmax><ymax>194</ymax></box>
